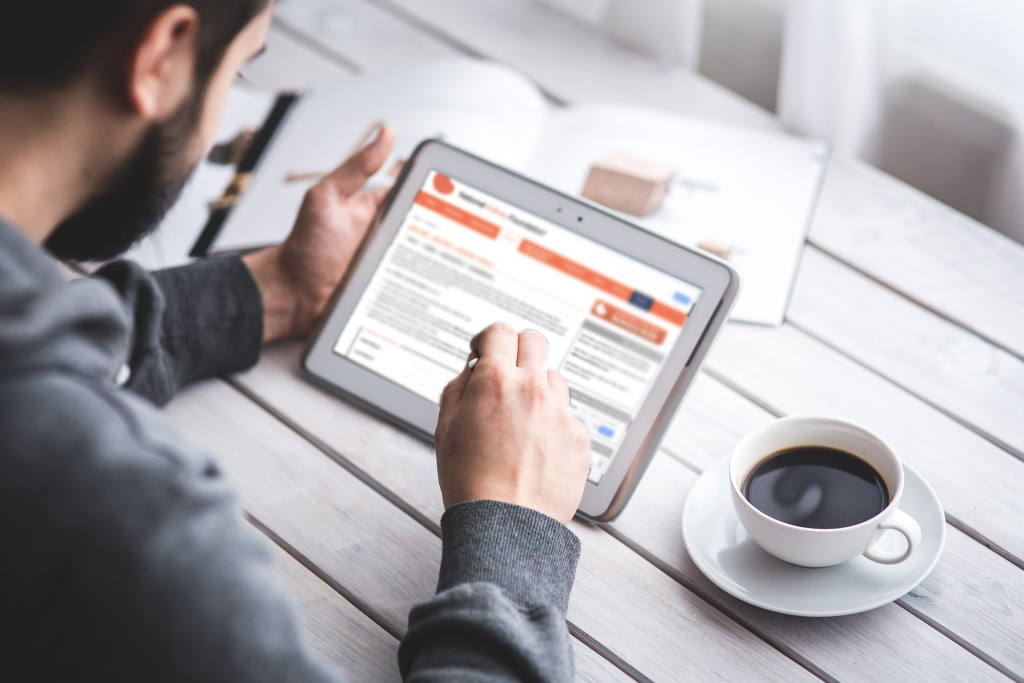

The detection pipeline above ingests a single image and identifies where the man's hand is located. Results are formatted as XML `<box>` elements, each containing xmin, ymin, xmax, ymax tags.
<box><xmin>244</xmin><ymin>125</ymin><xmax>396</xmax><ymax>342</ymax></box>
<box><xmin>435</xmin><ymin>324</ymin><xmax>591</xmax><ymax>525</ymax></box>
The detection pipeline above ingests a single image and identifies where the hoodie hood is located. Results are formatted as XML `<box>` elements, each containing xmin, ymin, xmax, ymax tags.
<box><xmin>0</xmin><ymin>219</ymin><xmax>128</xmax><ymax>385</ymax></box>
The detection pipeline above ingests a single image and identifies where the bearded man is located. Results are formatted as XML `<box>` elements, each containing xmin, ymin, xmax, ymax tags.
<box><xmin>0</xmin><ymin>2</ymin><xmax>591</xmax><ymax>681</ymax></box>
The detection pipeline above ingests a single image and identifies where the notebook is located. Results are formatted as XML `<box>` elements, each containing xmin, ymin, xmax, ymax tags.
<box><xmin>198</xmin><ymin>58</ymin><xmax>828</xmax><ymax>326</ymax></box>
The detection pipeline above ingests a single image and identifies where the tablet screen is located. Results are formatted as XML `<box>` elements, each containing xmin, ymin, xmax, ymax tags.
<box><xmin>334</xmin><ymin>171</ymin><xmax>702</xmax><ymax>483</ymax></box>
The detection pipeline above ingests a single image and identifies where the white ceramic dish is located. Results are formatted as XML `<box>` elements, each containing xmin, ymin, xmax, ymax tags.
<box><xmin>682</xmin><ymin>456</ymin><xmax>945</xmax><ymax>617</ymax></box>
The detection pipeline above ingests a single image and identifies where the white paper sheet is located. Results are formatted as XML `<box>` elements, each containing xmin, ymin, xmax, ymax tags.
<box><xmin>213</xmin><ymin>59</ymin><xmax>549</xmax><ymax>252</ymax></box>
<box><xmin>207</xmin><ymin>61</ymin><xmax>826</xmax><ymax>326</ymax></box>
<box><xmin>526</xmin><ymin>104</ymin><xmax>829</xmax><ymax>326</ymax></box>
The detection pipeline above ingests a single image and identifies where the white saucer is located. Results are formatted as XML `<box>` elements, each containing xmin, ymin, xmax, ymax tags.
<box><xmin>682</xmin><ymin>456</ymin><xmax>945</xmax><ymax>617</ymax></box>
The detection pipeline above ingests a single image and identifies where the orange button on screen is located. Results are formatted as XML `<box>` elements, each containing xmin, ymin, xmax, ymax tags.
<box><xmin>415</xmin><ymin>191</ymin><xmax>501</xmax><ymax>240</ymax></box>
<box><xmin>650</xmin><ymin>300</ymin><xmax>687</xmax><ymax>326</ymax></box>
<box><xmin>591</xmin><ymin>300</ymin><xmax>666</xmax><ymax>345</ymax></box>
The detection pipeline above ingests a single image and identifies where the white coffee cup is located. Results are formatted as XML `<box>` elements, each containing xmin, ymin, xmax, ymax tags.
<box><xmin>729</xmin><ymin>416</ymin><xmax>922</xmax><ymax>568</ymax></box>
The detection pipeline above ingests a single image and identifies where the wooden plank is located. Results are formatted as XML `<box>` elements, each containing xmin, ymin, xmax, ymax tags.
<box><xmin>228</xmin><ymin>343</ymin><xmax>821</xmax><ymax>682</ymax></box>
<box><xmin>270</xmin><ymin>537</ymin><xmax>640</xmax><ymax>682</ymax></box>
<box><xmin>278</xmin><ymin>0</ymin><xmax>779</xmax><ymax>130</ymax></box>
<box><xmin>274</xmin><ymin>0</ymin><xmax>459</xmax><ymax>71</ymax></box>
<box><xmin>209</xmin><ymin>5</ymin><xmax>1024</xmax><ymax>679</ymax></box>
<box><xmin>239</xmin><ymin>343</ymin><xmax>1019</xmax><ymax>682</ymax></box>
<box><xmin>268</xmin><ymin>541</ymin><xmax>402</xmax><ymax>682</ymax></box>
<box><xmin>167</xmin><ymin>379</ymin><xmax>629</xmax><ymax>682</ymax></box>
<box><xmin>703</xmin><ymin>322</ymin><xmax>1024</xmax><ymax>567</ymax></box>
<box><xmin>165</xmin><ymin>380</ymin><xmax>443</xmax><ymax>633</ymax></box>
<box><xmin>276</xmin><ymin>0</ymin><xmax>1024</xmax><ymax>363</ymax></box>
<box><xmin>808</xmin><ymin>158</ymin><xmax>1024</xmax><ymax>360</ymax></box>
<box><xmin>241</xmin><ymin>20</ymin><xmax>353</xmax><ymax>91</ymax></box>
<box><xmin>787</xmin><ymin>246</ymin><xmax>1024</xmax><ymax>460</ymax></box>
<box><xmin>270</xmin><ymin>1</ymin><xmax>1024</xmax><ymax>448</ymax></box>
<box><xmin>266</xmin><ymin>2</ymin><xmax>1024</xmax><ymax>436</ymax></box>
<box><xmin>611</xmin><ymin>451</ymin><xmax>1016</xmax><ymax>683</ymax></box>
<box><xmin>659</xmin><ymin>373</ymin><xmax>1024</xmax><ymax>679</ymax></box>
<box><xmin>572</xmin><ymin>640</ymin><xmax>636</xmax><ymax>683</ymax></box>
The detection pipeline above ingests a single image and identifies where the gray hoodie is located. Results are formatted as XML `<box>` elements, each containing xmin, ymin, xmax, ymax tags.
<box><xmin>0</xmin><ymin>218</ymin><xmax>579</xmax><ymax>682</ymax></box>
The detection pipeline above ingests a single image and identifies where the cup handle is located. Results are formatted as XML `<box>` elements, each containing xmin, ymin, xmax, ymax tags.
<box><xmin>862</xmin><ymin>509</ymin><xmax>922</xmax><ymax>565</ymax></box>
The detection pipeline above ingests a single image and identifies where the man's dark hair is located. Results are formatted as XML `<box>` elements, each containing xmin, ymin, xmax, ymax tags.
<box><xmin>0</xmin><ymin>0</ymin><xmax>270</xmax><ymax>95</ymax></box>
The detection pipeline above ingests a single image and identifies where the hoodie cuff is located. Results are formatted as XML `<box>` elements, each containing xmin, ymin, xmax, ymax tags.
<box><xmin>437</xmin><ymin>500</ymin><xmax>580</xmax><ymax>614</ymax></box>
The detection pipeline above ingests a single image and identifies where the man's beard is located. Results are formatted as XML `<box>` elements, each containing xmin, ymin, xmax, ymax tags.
<box><xmin>45</xmin><ymin>90</ymin><xmax>203</xmax><ymax>263</ymax></box>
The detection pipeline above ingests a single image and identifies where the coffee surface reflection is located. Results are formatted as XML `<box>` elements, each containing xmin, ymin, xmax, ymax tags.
<box><xmin>741</xmin><ymin>446</ymin><xmax>888</xmax><ymax>529</ymax></box>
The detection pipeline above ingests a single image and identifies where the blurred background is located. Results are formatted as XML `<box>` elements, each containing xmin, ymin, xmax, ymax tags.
<box><xmin>536</xmin><ymin>0</ymin><xmax>1024</xmax><ymax>245</ymax></box>
<box><xmin>149</xmin><ymin>0</ymin><xmax>1024</xmax><ymax>271</ymax></box>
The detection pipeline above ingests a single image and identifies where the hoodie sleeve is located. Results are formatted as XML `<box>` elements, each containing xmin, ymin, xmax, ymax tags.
<box><xmin>399</xmin><ymin>501</ymin><xmax>580</xmax><ymax>683</ymax></box>
<box><xmin>94</xmin><ymin>257</ymin><xmax>264</xmax><ymax>405</ymax></box>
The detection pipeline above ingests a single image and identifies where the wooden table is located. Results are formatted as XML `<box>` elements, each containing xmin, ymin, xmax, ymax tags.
<box><xmin>165</xmin><ymin>1</ymin><xmax>1024</xmax><ymax>680</ymax></box>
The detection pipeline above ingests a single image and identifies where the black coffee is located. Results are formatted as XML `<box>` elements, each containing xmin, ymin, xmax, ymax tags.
<box><xmin>742</xmin><ymin>446</ymin><xmax>889</xmax><ymax>529</ymax></box>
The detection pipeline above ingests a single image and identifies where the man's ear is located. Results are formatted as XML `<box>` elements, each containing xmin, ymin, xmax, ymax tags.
<box><xmin>125</xmin><ymin>5</ymin><xmax>199</xmax><ymax>119</ymax></box>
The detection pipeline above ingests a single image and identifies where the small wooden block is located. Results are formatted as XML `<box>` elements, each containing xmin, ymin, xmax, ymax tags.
<box><xmin>697</xmin><ymin>239</ymin><xmax>734</xmax><ymax>260</ymax></box>
<box><xmin>581</xmin><ymin>153</ymin><xmax>675</xmax><ymax>216</ymax></box>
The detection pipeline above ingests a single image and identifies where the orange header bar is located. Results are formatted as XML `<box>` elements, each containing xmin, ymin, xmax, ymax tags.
<box><xmin>592</xmin><ymin>300</ymin><xmax>666</xmax><ymax>345</ymax></box>
<box><xmin>415</xmin><ymin>191</ymin><xmax>500</xmax><ymax>240</ymax></box>
<box><xmin>518</xmin><ymin>239</ymin><xmax>633</xmax><ymax>301</ymax></box>
<box><xmin>651</xmin><ymin>300</ymin><xmax>687</xmax><ymax>326</ymax></box>
<box><xmin>518</xmin><ymin>238</ymin><xmax>687</xmax><ymax>327</ymax></box>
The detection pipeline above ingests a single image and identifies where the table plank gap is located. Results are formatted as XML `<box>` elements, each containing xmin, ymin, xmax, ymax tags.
<box><xmin>270</xmin><ymin>15</ymin><xmax>368</xmax><ymax>74</ymax></box>
<box><xmin>565</xmin><ymin>624</ymin><xmax>657</xmax><ymax>683</ymax></box>
<box><xmin>248</xmin><ymin>511</ymin><xmax>405</xmax><ymax>639</ymax></box>
<box><xmin>657</xmin><ymin>445</ymin><xmax>703</xmax><ymax>476</ymax></box>
<box><xmin>229</xmin><ymin>343</ymin><xmax>1024</xmax><ymax>682</ymax></box>
<box><xmin>789</xmin><ymin>246</ymin><xmax>1024</xmax><ymax>459</ymax></box>
<box><xmin>701</xmin><ymin>366</ymin><xmax>785</xmax><ymax>419</ymax></box>
<box><xmin>234</xmin><ymin>379</ymin><xmax>650</xmax><ymax>682</ymax></box>
<box><xmin>226</xmin><ymin>376</ymin><xmax>443</xmax><ymax>535</ymax></box>
<box><xmin>703</xmin><ymin>323</ymin><xmax>1024</xmax><ymax>569</ymax></box>
<box><xmin>611</xmin><ymin>450</ymin><xmax>1020</xmax><ymax>682</ymax></box>
<box><xmin>284</xmin><ymin>0</ymin><xmax>778</xmax><ymax>129</ymax></box>
<box><xmin>230</xmin><ymin>342</ymin><xmax>1015</xmax><ymax>683</ymax></box>
<box><xmin>265</xmin><ymin>530</ymin><xmax>402</xmax><ymax>682</ymax></box>
<box><xmin>784</xmin><ymin>317</ymin><xmax>1024</xmax><ymax>464</ymax></box>
<box><xmin>227</xmin><ymin>349</ymin><xmax>824</xmax><ymax>682</ymax></box>
<box><xmin>169</xmin><ymin>380</ymin><xmax>633</xmax><ymax>682</ymax></box>
<box><xmin>652</xmin><ymin>373</ymin><xmax>1024</xmax><ymax>676</ymax></box>
<box><xmin>940</xmin><ymin>514</ymin><xmax>1024</xmax><ymax>573</ymax></box>
<box><xmin>242</xmin><ymin>21</ymin><xmax>352</xmax><ymax>90</ymax></box>
<box><xmin>805</xmin><ymin>239</ymin><xmax>1024</xmax><ymax>367</ymax></box>
<box><xmin>271</xmin><ymin>0</ymin><xmax>1024</xmax><ymax>361</ymax></box>
<box><xmin>317</xmin><ymin>0</ymin><xmax>485</xmax><ymax>60</ymax></box>
<box><xmin>185</xmin><ymin>9</ymin><xmax>1024</xmax><ymax>679</ymax></box>
<box><xmin>228</xmin><ymin>377</ymin><xmax>809</xmax><ymax>683</ymax></box>
<box><xmin>600</xmin><ymin>523</ymin><xmax>839</xmax><ymax>683</ymax></box>
<box><xmin>264</xmin><ymin>5</ymin><xmax>1024</xmax><ymax>458</ymax></box>
<box><xmin>806</xmin><ymin>159</ymin><xmax>1024</xmax><ymax>358</ymax></box>
<box><xmin>894</xmin><ymin>601</ymin><xmax>1024</xmax><ymax>683</ymax></box>
<box><xmin>224</xmin><ymin>377</ymin><xmax>706</xmax><ymax>683</ymax></box>
<box><xmin>274</xmin><ymin>0</ymin><xmax>462</xmax><ymax>74</ymax></box>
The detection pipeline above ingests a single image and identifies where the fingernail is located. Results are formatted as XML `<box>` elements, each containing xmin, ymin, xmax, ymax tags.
<box><xmin>467</xmin><ymin>357</ymin><xmax>479</xmax><ymax>371</ymax></box>
<box><xmin>361</xmin><ymin>123</ymin><xmax>384</xmax><ymax>150</ymax></box>
<box><xmin>522</xmin><ymin>328</ymin><xmax>550</xmax><ymax>353</ymax></box>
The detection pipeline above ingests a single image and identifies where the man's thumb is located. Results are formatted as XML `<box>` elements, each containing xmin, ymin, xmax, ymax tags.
<box><xmin>323</xmin><ymin>125</ymin><xmax>395</xmax><ymax>198</ymax></box>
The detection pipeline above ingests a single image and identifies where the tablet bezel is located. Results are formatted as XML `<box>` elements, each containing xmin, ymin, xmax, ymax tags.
<box><xmin>304</xmin><ymin>140</ymin><xmax>739</xmax><ymax>521</ymax></box>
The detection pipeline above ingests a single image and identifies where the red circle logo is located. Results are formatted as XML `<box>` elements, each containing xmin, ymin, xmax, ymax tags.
<box><xmin>433</xmin><ymin>174</ymin><xmax>455</xmax><ymax>194</ymax></box>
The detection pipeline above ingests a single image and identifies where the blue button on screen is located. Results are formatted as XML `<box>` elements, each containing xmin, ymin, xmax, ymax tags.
<box><xmin>673</xmin><ymin>292</ymin><xmax>692</xmax><ymax>305</ymax></box>
<box><xmin>629</xmin><ymin>291</ymin><xmax>654</xmax><ymax>311</ymax></box>
<box><xmin>598</xmin><ymin>426</ymin><xmax>615</xmax><ymax>438</ymax></box>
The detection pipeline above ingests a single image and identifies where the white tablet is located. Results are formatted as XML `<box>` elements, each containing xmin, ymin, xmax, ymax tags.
<box><xmin>304</xmin><ymin>141</ymin><xmax>739</xmax><ymax>521</ymax></box>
